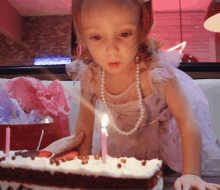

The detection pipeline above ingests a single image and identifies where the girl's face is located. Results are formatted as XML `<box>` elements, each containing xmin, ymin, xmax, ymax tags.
<box><xmin>81</xmin><ymin>0</ymin><xmax>140</xmax><ymax>78</ymax></box>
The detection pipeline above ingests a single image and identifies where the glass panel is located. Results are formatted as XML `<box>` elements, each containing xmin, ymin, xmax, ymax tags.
<box><xmin>151</xmin><ymin>0</ymin><xmax>219</xmax><ymax>63</ymax></box>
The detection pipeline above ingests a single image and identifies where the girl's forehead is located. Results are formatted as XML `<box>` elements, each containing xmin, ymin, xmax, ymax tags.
<box><xmin>81</xmin><ymin>0</ymin><xmax>139</xmax><ymax>28</ymax></box>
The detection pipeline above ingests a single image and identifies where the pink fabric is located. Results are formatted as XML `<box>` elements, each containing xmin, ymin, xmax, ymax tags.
<box><xmin>2</xmin><ymin>77</ymin><xmax>71</xmax><ymax>122</ymax></box>
<box><xmin>66</xmin><ymin>50</ymin><xmax>220</xmax><ymax>175</ymax></box>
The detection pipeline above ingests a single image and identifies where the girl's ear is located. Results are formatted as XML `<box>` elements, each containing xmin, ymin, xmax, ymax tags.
<box><xmin>77</xmin><ymin>33</ymin><xmax>86</xmax><ymax>46</ymax></box>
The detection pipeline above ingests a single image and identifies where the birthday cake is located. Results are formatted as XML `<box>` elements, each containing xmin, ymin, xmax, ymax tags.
<box><xmin>0</xmin><ymin>150</ymin><xmax>163</xmax><ymax>190</ymax></box>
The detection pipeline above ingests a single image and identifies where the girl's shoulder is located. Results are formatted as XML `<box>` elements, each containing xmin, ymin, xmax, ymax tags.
<box><xmin>65</xmin><ymin>59</ymin><xmax>99</xmax><ymax>82</ymax></box>
<box><xmin>149</xmin><ymin>50</ymin><xmax>183</xmax><ymax>85</ymax></box>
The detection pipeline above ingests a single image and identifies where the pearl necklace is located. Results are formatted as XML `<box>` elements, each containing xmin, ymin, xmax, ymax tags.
<box><xmin>100</xmin><ymin>63</ymin><xmax>145</xmax><ymax>136</ymax></box>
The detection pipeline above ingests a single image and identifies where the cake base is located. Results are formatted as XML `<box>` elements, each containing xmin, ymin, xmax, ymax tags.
<box><xmin>0</xmin><ymin>151</ymin><xmax>163</xmax><ymax>190</ymax></box>
<box><xmin>0</xmin><ymin>167</ymin><xmax>163</xmax><ymax>189</ymax></box>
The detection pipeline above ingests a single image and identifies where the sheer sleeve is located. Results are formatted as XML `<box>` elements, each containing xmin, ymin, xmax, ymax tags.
<box><xmin>66</xmin><ymin>60</ymin><xmax>98</xmax><ymax>105</ymax></box>
<box><xmin>65</xmin><ymin>60</ymin><xmax>88</xmax><ymax>85</ymax></box>
<box><xmin>150</xmin><ymin>50</ymin><xmax>183</xmax><ymax>98</ymax></box>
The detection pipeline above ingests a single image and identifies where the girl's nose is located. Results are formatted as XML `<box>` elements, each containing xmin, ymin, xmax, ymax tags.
<box><xmin>106</xmin><ymin>39</ymin><xmax>119</xmax><ymax>56</ymax></box>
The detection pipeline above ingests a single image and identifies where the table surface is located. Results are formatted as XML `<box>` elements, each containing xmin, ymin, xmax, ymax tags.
<box><xmin>163</xmin><ymin>167</ymin><xmax>220</xmax><ymax>190</ymax></box>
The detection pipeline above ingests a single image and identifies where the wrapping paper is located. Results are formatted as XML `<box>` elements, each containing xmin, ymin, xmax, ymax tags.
<box><xmin>0</xmin><ymin>89</ymin><xmax>41</xmax><ymax>124</ymax></box>
<box><xmin>2</xmin><ymin>77</ymin><xmax>71</xmax><ymax>122</ymax></box>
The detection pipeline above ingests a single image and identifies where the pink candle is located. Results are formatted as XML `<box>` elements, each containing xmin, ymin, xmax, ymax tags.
<box><xmin>5</xmin><ymin>127</ymin><xmax>11</xmax><ymax>157</ymax></box>
<box><xmin>101</xmin><ymin>114</ymin><xmax>108</xmax><ymax>164</ymax></box>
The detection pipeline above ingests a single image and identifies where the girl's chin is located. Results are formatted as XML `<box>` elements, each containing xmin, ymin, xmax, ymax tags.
<box><xmin>105</xmin><ymin>67</ymin><xmax>120</xmax><ymax>73</ymax></box>
<box><xmin>106</xmin><ymin>67</ymin><xmax>122</xmax><ymax>74</ymax></box>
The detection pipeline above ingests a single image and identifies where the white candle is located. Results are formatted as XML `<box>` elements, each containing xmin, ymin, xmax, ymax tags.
<box><xmin>5</xmin><ymin>127</ymin><xmax>11</xmax><ymax>157</ymax></box>
<box><xmin>101</xmin><ymin>114</ymin><xmax>108</xmax><ymax>164</ymax></box>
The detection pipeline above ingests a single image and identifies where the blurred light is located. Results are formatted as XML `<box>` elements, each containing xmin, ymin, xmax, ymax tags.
<box><xmin>204</xmin><ymin>0</ymin><xmax>220</xmax><ymax>32</ymax></box>
<box><xmin>34</xmin><ymin>56</ymin><xmax>71</xmax><ymax>65</ymax></box>
<box><xmin>168</xmin><ymin>41</ymin><xmax>187</xmax><ymax>54</ymax></box>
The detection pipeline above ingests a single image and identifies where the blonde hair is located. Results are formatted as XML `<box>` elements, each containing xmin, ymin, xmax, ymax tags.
<box><xmin>72</xmin><ymin>0</ymin><xmax>164</xmax><ymax>70</ymax></box>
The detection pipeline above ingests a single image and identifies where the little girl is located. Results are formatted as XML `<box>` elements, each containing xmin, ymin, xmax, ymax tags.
<box><xmin>64</xmin><ymin>0</ymin><xmax>220</xmax><ymax>189</ymax></box>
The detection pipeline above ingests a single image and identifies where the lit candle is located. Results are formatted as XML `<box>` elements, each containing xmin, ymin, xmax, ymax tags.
<box><xmin>101</xmin><ymin>114</ymin><xmax>108</xmax><ymax>164</ymax></box>
<box><xmin>5</xmin><ymin>127</ymin><xmax>11</xmax><ymax>157</ymax></box>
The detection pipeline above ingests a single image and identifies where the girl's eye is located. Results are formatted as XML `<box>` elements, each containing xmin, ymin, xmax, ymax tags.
<box><xmin>90</xmin><ymin>36</ymin><xmax>102</xmax><ymax>41</ymax></box>
<box><xmin>90</xmin><ymin>32</ymin><xmax>132</xmax><ymax>41</ymax></box>
<box><xmin>120</xmin><ymin>32</ymin><xmax>132</xmax><ymax>37</ymax></box>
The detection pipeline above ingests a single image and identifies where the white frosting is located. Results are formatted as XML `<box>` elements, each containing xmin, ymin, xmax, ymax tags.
<box><xmin>0</xmin><ymin>151</ymin><xmax>162</xmax><ymax>179</ymax></box>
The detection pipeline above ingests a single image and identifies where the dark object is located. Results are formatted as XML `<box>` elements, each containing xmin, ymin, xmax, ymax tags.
<box><xmin>50</xmin><ymin>150</ymin><xmax>78</xmax><ymax>161</ymax></box>
<box><xmin>21</xmin><ymin>150</ymin><xmax>52</xmax><ymax>158</ymax></box>
<box><xmin>182</xmin><ymin>53</ymin><xmax>199</xmax><ymax>63</ymax></box>
<box><xmin>204</xmin><ymin>0</ymin><xmax>220</xmax><ymax>32</ymax></box>
<box><xmin>71</xmin><ymin>23</ymin><xmax>78</xmax><ymax>56</ymax></box>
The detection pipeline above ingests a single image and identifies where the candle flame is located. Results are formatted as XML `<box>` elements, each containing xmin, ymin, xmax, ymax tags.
<box><xmin>102</xmin><ymin>114</ymin><xmax>108</xmax><ymax>128</ymax></box>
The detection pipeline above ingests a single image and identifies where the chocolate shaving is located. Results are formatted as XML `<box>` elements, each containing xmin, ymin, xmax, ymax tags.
<box><xmin>55</xmin><ymin>158</ymin><xmax>59</xmax><ymax>162</ymax></box>
<box><xmin>50</xmin><ymin>160</ymin><xmax>55</xmax><ymax>165</ymax></box>
<box><xmin>55</xmin><ymin>160</ymin><xmax>60</xmax><ymax>166</ymax></box>
<box><xmin>117</xmin><ymin>163</ymin><xmax>122</xmax><ymax>168</ymax></box>
<box><xmin>94</xmin><ymin>155</ymin><xmax>100</xmax><ymax>160</ymax></box>
<box><xmin>50</xmin><ymin>150</ymin><xmax>77</xmax><ymax>161</ymax></box>
<box><xmin>61</xmin><ymin>158</ymin><xmax>66</xmax><ymax>162</ymax></box>
<box><xmin>141</xmin><ymin>160</ymin><xmax>146</xmax><ymax>166</ymax></box>
<box><xmin>82</xmin><ymin>160</ymin><xmax>88</xmax><ymax>165</ymax></box>
<box><xmin>15</xmin><ymin>152</ymin><xmax>19</xmax><ymax>156</ymax></box>
<box><xmin>78</xmin><ymin>155</ymin><xmax>82</xmax><ymax>160</ymax></box>
<box><xmin>120</xmin><ymin>158</ymin><xmax>126</xmax><ymax>163</ymax></box>
<box><xmin>82</xmin><ymin>156</ymin><xmax>89</xmax><ymax>161</ymax></box>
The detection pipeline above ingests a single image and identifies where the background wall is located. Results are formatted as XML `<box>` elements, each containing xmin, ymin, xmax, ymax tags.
<box><xmin>0</xmin><ymin>15</ymin><xmax>71</xmax><ymax>66</ymax></box>
<box><xmin>22</xmin><ymin>15</ymin><xmax>71</xmax><ymax>58</ymax></box>
<box><xmin>0</xmin><ymin>0</ymin><xmax>22</xmax><ymax>42</ymax></box>
<box><xmin>0</xmin><ymin>34</ymin><xmax>35</xmax><ymax>66</ymax></box>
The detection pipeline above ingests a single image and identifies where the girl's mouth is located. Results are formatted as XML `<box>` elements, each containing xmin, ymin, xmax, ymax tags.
<box><xmin>108</xmin><ymin>62</ymin><xmax>121</xmax><ymax>67</ymax></box>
